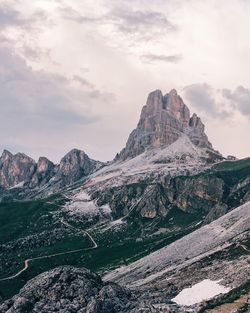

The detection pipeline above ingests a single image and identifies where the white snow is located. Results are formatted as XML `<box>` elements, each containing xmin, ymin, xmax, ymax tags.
<box><xmin>172</xmin><ymin>279</ymin><xmax>231</xmax><ymax>306</ymax></box>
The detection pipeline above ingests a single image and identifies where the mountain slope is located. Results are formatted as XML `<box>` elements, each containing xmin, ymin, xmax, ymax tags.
<box><xmin>116</xmin><ymin>89</ymin><xmax>220</xmax><ymax>161</ymax></box>
<box><xmin>1</xmin><ymin>201</ymin><xmax>248</xmax><ymax>313</ymax></box>
<box><xmin>103</xmin><ymin>201</ymin><xmax>250</xmax><ymax>311</ymax></box>
<box><xmin>0</xmin><ymin>88</ymin><xmax>249</xmax><ymax>312</ymax></box>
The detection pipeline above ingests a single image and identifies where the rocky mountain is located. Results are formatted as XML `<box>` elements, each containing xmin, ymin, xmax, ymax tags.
<box><xmin>29</xmin><ymin>157</ymin><xmax>55</xmax><ymax>188</ymax></box>
<box><xmin>0</xmin><ymin>267</ymin><xmax>137</xmax><ymax>313</ymax></box>
<box><xmin>103</xmin><ymin>201</ymin><xmax>250</xmax><ymax>312</ymax></box>
<box><xmin>116</xmin><ymin>89</ymin><xmax>220</xmax><ymax>161</ymax></box>
<box><xmin>0</xmin><ymin>89</ymin><xmax>221</xmax><ymax>200</ymax></box>
<box><xmin>0</xmin><ymin>88</ymin><xmax>249</xmax><ymax>313</ymax></box>
<box><xmin>53</xmin><ymin>149</ymin><xmax>101</xmax><ymax>189</ymax></box>
<box><xmin>0</xmin><ymin>150</ymin><xmax>37</xmax><ymax>189</ymax></box>
<box><xmin>0</xmin><ymin>148</ymin><xmax>102</xmax><ymax>194</ymax></box>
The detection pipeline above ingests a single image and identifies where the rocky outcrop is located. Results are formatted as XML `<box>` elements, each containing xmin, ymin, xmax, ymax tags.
<box><xmin>92</xmin><ymin>174</ymin><xmax>225</xmax><ymax>222</ymax></box>
<box><xmin>30</xmin><ymin>157</ymin><xmax>56</xmax><ymax>188</ymax></box>
<box><xmin>104</xmin><ymin>201</ymin><xmax>250</xmax><ymax>293</ymax></box>
<box><xmin>0</xmin><ymin>150</ymin><xmax>36</xmax><ymax>188</ymax></box>
<box><xmin>116</xmin><ymin>89</ymin><xmax>220</xmax><ymax>161</ymax></box>
<box><xmin>0</xmin><ymin>149</ymin><xmax>102</xmax><ymax>192</ymax></box>
<box><xmin>0</xmin><ymin>266</ymin><xmax>137</xmax><ymax>313</ymax></box>
<box><xmin>188</xmin><ymin>113</ymin><xmax>213</xmax><ymax>149</ymax></box>
<box><xmin>53</xmin><ymin>149</ymin><xmax>101</xmax><ymax>188</ymax></box>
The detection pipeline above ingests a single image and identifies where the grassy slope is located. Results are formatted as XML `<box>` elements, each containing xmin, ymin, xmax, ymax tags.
<box><xmin>0</xmin><ymin>158</ymin><xmax>250</xmax><ymax>301</ymax></box>
<box><xmin>0</xmin><ymin>195</ymin><xmax>202</xmax><ymax>301</ymax></box>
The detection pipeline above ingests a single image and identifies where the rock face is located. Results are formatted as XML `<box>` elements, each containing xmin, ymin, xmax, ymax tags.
<box><xmin>104</xmin><ymin>201</ymin><xmax>250</xmax><ymax>293</ymax></box>
<box><xmin>0</xmin><ymin>149</ymin><xmax>102</xmax><ymax>191</ymax></box>
<box><xmin>0</xmin><ymin>266</ymin><xmax>136</xmax><ymax>313</ymax></box>
<box><xmin>0</xmin><ymin>150</ymin><xmax>36</xmax><ymax>188</ymax></box>
<box><xmin>116</xmin><ymin>89</ymin><xmax>217</xmax><ymax>161</ymax></box>
<box><xmin>54</xmin><ymin>149</ymin><xmax>100</xmax><ymax>188</ymax></box>
<box><xmin>30</xmin><ymin>157</ymin><xmax>56</xmax><ymax>188</ymax></box>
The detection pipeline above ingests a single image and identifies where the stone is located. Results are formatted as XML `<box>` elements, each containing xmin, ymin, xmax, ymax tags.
<box><xmin>0</xmin><ymin>266</ymin><xmax>136</xmax><ymax>313</ymax></box>
<box><xmin>30</xmin><ymin>157</ymin><xmax>55</xmax><ymax>188</ymax></box>
<box><xmin>0</xmin><ymin>150</ymin><xmax>36</xmax><ymax>188</ymax></box>
<box><xmin>53</xmin><ymin>149</ymin><xmax>102</xmax><ymax>188</ymax></box>
<box><xmin>116</xmin><ymin>89</ymin><xmax>219</xmax><ymax>161</ymax></box>
<box><xmin>0</xmin><ymin>148</ymin><xmax>102</xmax><ymax>192</ymax></box>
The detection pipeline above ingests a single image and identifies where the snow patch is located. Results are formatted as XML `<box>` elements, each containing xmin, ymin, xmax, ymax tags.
<box><xmin>8</xmin><ymin>181</ymin><xmax>25</xmax><ymax>190</ymax></box>
<box><xmin>172</xmin><ymin>279</ymin><xmax>231</xmax><ymax>306</ymax></box>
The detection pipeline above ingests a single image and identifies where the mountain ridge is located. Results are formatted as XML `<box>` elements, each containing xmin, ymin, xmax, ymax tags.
<box><xmin>0</xmin><ymin>148</ymin><xmax>103</xmax><ymax>190</ymax></box>
<box><xmin>0</xmin><ymin>88</ymin><xmax>223</xmax><ymax>198</ymax></box>
<box><xmin>116</xmin><ymin>89</ymin><xmax>221</xmax><ymax>161</ymax></box>
<box><xmin>0</xmin><ymin>89</ymin><xmax>249</xmax><ymax>313</ymax></box>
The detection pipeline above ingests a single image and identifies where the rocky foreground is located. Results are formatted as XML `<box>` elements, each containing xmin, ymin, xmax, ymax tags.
<box><xmin>0</xmin><ymin>267</ymin><xmax>137</xmax><ymax>313</ymax></box>
<box><xmin>1</xmin><ymin>202</ymin><xmax>249</xmax><ymax>313</ymax></box>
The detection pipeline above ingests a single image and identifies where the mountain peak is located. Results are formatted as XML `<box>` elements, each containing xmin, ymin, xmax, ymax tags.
<box><xmin>116</xmin><ymin>89</ymin><xmax>220</xmax><ymax>161</ymax></box>
<box><xmin>0</xmin><ymin>149</ymin><xmax>13</xmax><ymax>161</ymax></box>
<box><xmin>168</xmin><ymin>88</ymin><xmax>178</xmax><ymax>96</ymax></box>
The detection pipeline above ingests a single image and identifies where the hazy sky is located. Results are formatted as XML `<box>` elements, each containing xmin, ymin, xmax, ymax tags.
<box><xmin>0</xmin><ymin>0</ymin><xmax>250</xmax><ymax>162</ymax></box>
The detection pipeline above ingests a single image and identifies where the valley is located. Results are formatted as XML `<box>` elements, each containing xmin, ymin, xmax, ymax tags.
<box><xmin>0</xmin><ymin>89</ymin><xmax>249</xmax><ymax>312</ymax></box>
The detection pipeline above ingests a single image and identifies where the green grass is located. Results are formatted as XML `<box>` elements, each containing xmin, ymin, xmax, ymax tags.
<box><xmin>0</xmin><ymin>195</ymin><xmax>66</xmax><ymax>244</ymax></box>
<box><xmin>0</xmin><ymin>193</ymin><xmax>201</xmax><ymax>302</ymax></box>
<box><xmin>212</xmin><ymin>158</ymin><xmax>250</xmax><ymax>171</ymax></box>
<box><xmin>1</xmin><ymin>156</ymin><xmax>250</xmax><ymax>302</ymax></box>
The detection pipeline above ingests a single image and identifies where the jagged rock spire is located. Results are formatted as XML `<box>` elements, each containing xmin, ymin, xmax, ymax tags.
<box><xmin>116</xmin><ymin>89</ymin><xmax>218</xmax><ymax>161</ymax></box>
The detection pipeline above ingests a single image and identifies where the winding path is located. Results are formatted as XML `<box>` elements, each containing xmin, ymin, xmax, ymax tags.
<box><xmin>239</xmin><ymin>244</ymin><xmax>250</xmax><ymax>252</ymax></box>
<box><xmin>0</xmin><ymin>219</ymin><xmax>98</xmax><ymax>281</ymax></box>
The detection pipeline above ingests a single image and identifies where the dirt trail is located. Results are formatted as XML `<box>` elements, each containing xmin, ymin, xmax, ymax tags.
<box><xmin>0</xmin><ymin>219</ymin><xmax>98</xmax><ymax>281</ymax></box>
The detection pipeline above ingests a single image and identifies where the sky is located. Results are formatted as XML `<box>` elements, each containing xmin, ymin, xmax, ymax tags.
<box><xmin>0</xmin><ymin>0</ymin><xmax>250</xmax><ymax>163</ymax></box>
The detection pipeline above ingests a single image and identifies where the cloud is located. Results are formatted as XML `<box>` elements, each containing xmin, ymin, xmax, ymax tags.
<box><xmin>0</xmin><ymin>45</ymin><xmax>114</xmax><ymax>159</ymax></box>
<box><xmin>73</xmin><ymin>75</ymin><xmax>95</xmax><ymax>89</ymax></box>
<box><xmin>109</xmin><ymin>8</ymin><xmax>176</xmax><ymax>36</ymax></box>
<box><xmin>0</xmin><ymin>2</ymin><xmax>47</xmax><ymax>31</ymax></box>
<box><xmin>184</xmin><ymin>83</ymin><xmax>232</xmax><ymax>119</ymax></box>
<box><xmin>59</xmin><ymin>5</ymin><xmax>176</xmax><ymax>42</ymax></box>
<box><xmin>222</xmin><ymin>86</ymin><xmax>250</xmax><ymax>115</ymax></box>
<box><xmin>59</xmin><ymin>6</ymin><xmax>100</xmax><ymax>24</ymax></box>
<box><xmin>0</xmin><ymin>3</ymin><xmax>27</xmax><ymax>28</ymax></box>
<box><xmin>141</xmin><ymin>53</ymin><xmax>182</xmax><ymax>63</ymax></box>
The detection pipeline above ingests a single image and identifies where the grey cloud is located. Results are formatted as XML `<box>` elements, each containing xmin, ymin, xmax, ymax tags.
<box><xmin>0</xmin><ymin>4</ymin><xmax>26</xmax><ymax>28</ymax></box>
<box><xmin>141</xmin><ymin>53</ymin><xmax>182</xmax><ymax>63</ymax></box>
<box><xmin>0</xmin><ymin>46</ymin><xmax>111</xmax><ymax>134</ymax></box>
<box><xmin>59</xmin><ymin>6</ymin><xmax>100</xmax><ymax>24</ymax></box>
<box><xmin>59</xmin><ymin>5</ymin><xmax>176</xmax><ymax>41</ymax></box>
<box><xmin>109</xmin><ymin>8</ymin><xmax>176</xmax><ymax>35</ymax></box>
<box><xmin>73</xmin><ymin>75</ymin><xmax>95</xmax><ymax>89</ymax></box>
<box><xmin>184</xmin><ymin>83</ymin><xmax>231</xmax><ymax>119</ymax></box>
<box><xmin>222</xmin><ymin>86</ymin><xmax>250</xmax><ymax>115</ymax></box>
<box><xmin>0</xmin><ymin>3</ymin><xmax>47</xmax><ymax>30</ymax></box>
